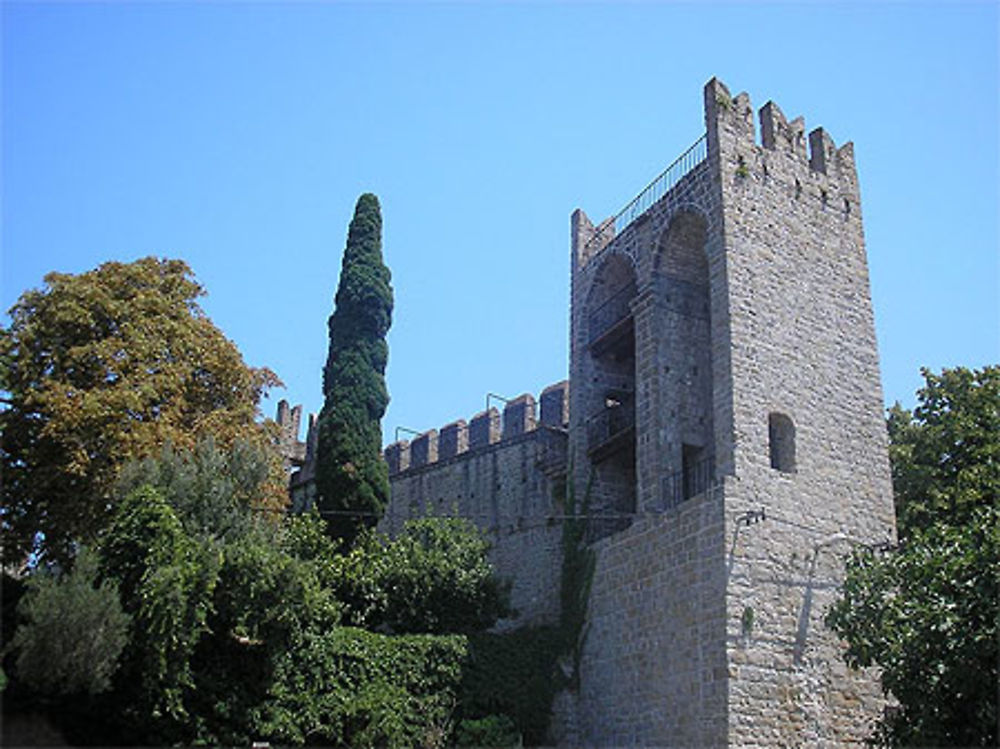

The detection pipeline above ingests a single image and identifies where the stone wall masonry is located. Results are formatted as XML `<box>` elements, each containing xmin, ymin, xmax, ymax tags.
<box><xmin>469</xmin><ymin>407</ymin><xmax>501</xmax><ymax>449</ymax></box>
<box><xmin>381</xmin><ymin>428</ymin><xmax>565</xmax><ymax>627</ymax></box>
<box><xmin>410</xmin><ymin>429</ymin><xmax>438</xmax><ymax>468</ymax></box>
<box><xmin>503</xmin><ymin>393</ymin><xmax>537</xmax><ymax>437</ymax></box>
<box><xmin>288</xmin><ymin>410</ymin><xmax>317</xmax><ymax>512</ymax></box>
<box><xmin>704</xmin><ymin>78</ymin><xmax>896</xmax><ymax>743</ymax></box>
<box><xmin>723</xmin><ymin>464</ymin><xmax>890</xmax><ymax>745</ymax></box>
<box><xmin>703</xmin><ymin>76</ymin><xmax>895</xmax><ymax>535</ymax></box>
<box><xmin>554</xmin><ymin>78</ymin><xmax>895</xmax><ymax>745</ymax></box>
<box><xmin>540</xmin><ymin>380</ymin><xmax>570</xmax><ymax>426</ymax></box>
<box><xmin>554</xmin><ymin>481</ymin><xmax>729</xmax><ymax>747</ymax></box>
<box><xmin>276</xmin><ymin>399</ymin><xmax>307</xmax><ymax>468</ymax></box>
<box><xmin>438</xmin><ymin>419</ymin><xmax>468</xmax><ymax>459</ymax></box>
<box><xmin>569</xmin><ymin>158</ymin><xmax>723</xmax><ymax>531</ymax></box>
<box><xmin>384</xmin><ymin>439</ymin><xmax>409</xmax><ymax>475</ymax></box>
<box><xmin>381</xmin><ymin>382</ymin><xmax>570</xmax><ymax>626</ymax></box>
<box><xmin>383</xmin><ymin>381</ymin><xmax>568</xmax><ymax>478</ymax></box>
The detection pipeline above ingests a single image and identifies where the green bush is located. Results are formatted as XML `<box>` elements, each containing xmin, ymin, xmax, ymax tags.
<box><xmin>258</xmin><ymin>627</ymin><xmax>467</xmax><ymax>748</ymax></box>
<box><xmin>332</xmin><ymin>516</ymin><xmax>511</xmax><ymax>635</ymax></box>
<box><xmin>11</xmin><ymin>547</ymin><xmax>130</xmax><ymax>696</ymax></box>
<box><xmin>460</xmin><ymin>627</ymin><xmax>565</xmax><ymax>746</ymax></box>
<box><xmin>454</xmin><ymin>714</ymin><xmax>522</xmax><ymax>747</ymax></box>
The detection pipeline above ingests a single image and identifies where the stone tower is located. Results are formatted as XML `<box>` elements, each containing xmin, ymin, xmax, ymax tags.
<box><xmin>560</xmin><ymin>77</ymin><xmax>897</xmax><ymax>744</ymax></box>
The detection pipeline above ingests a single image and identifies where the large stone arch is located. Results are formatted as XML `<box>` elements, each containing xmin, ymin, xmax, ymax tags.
<box><xmin>652</xmin><ymin>208</ymin><xmax>716</xmax><ymax>507</ymax></box>
<box><xmin>655</xmin><ymin>208</ymin><xmax>710</xmax><ymax>286</ymax></box>
<box><xmin>581</xmin><ymin>251</ymin><xmax>638</xmax><ymax>537</ymax></box>
<box><xmin>585</xmin><ymin>252</ymin><xmax>637</xmax><ymax>345</ymax></box>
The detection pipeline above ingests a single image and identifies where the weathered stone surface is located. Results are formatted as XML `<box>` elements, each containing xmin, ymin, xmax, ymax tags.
<box><xmin>378</xmin><ymin>385</ymin><xmax>568</xmax><ymax>627</ymax></box>
<box><xmin>289</xmin><ymin>77</ymin><xmax>896</xmax><ymax>747</ymax></box>
<box><xmin>558</xmin><ymin>77</ymin><xmax>893</xmax><ymax>746</ymax></box>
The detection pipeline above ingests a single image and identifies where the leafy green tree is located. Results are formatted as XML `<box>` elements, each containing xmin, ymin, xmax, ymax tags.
<box><xmin>827</xmin><ymin>365</ymin><xmax>999</xmax><ymax>746</ymax></box>
<box><xmin>90</xmin><ymin>440</ymin><xmax>475</xmax><ymax>748</ymax></box>
<box><xmin>315</xmin><ymin>194</ymin><xmax>394</xmax><ymax>545</ymax></box>
<box><xmin>188</xmin><ymin>515</ymin><xmax>342</xmax><ymax>746</ymax></box>
<box><xmin>97</xmin><ymin>442</ymin><xmax>338</xmax><ymax>745</ymax></box>
<box><xmin>9</xmin><ymin>547</ymin><xmax>130</xmax><ymax>696</ymax></box>
<box><xmin>0</xmin><ymin>257</ymin><xmax>284</xmax><ymax>565</ymax></box>
<box><xmin>100</xmin><ymin>484</ymin><xmax>222</xmax><ymax>740</ymax></box>
<box><xmin>460</xmin><ymin>627</ymin><xmax>564</xmax><ymax>746</ymax></box>
<box><xmin>7</xmin><ymin>436</ymin><xmax>502</xmax><ymax>747</ymax></box>
<box><xmin>116</xmin><ymin>438</ymin><xmax>276</xmax><ymax>543</ymax></box>
<box><xmin>453</xmin><ymin>714</ymin><xmax>522</xmax><ymax>748</ymax></box>
<box><xmin>332</xmin><ymin>516</ymin><xmax>511</xmax><ymax>635</ymax></box>
<box><xmin>887</xmin><ymin>366</ymin><xmax>999</xmax><ymax>536</ymax></box>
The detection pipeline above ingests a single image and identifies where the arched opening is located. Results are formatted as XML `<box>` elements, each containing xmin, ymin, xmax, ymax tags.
<box><xmin>655</xmin><ymin>210</ymin><xmax>715</xmax><ymax>508</ymax></box>
<box><xmin>768</xmin><ymin>412</ymin><xmax>796</xmax><ymax>473</ymax></box>
<box><xmin>655</xmin><ymin>210</ymin><xmax>709</xmax><ymax>313</ymax></box>
<box><xmin>583</xmin><ymin>253</ymin><xmax>637</xmax><ymax>535</ymax></box>
<box><xmin>586</xmin><ymin>253</ymin><xmax>637</xmax><ymax>352</ymax></box>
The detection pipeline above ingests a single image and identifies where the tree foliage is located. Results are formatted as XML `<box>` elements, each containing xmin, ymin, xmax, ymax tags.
<box><xmin>827</xmin><ymin>365</ymin><xmax>999</xmax><ymax>746</ymax></box>
<box><xmin>0</xmin><ymin>257</ymin><xmax>284</xmax><ymax>564</ymax></box>
<box><xmin>331</xmin><ymin>516</ymin><xmax>511</xmax><ymax>635</ymax></box>
<box><xmin>13</xmin><ymin>440</ymin><xmax>475</xmax><ymax>747</ymax></box>
<box><xmin>10</xmin><ymin>547</ymin><xmax>130</xmax><ymax>696</ymax></box>
<box><xmin>315</xmin><ymin>194</ymin><xmax>394</xmax><ymax>545</ymax></box>
<box><xmin>460</xmin><ymin>627</ymin><xmax>564</xmax><ymax>746</ymax></box>
<box><xmin>93</xmin><ymin>442</ymin><xmax>341</xmax><ymax>744</ymax></box>
<box><xmin>100</xmin><ymin>484</ymin><xmax>223</xmax><ymax>736</ymax></box>
<box><xmin>453</xmin><ymin>713</ymin><xmax>522</xmax><ymax>748</ymax></box>
<box><xmin>257</xmin><ymin>627</ymin><xmax>466</xmax><ymax>748</ymax></box>
<box><xmin>886</xmin><ymin>365</ymin><xmax>999</xmax><ymax>537</ymax></box>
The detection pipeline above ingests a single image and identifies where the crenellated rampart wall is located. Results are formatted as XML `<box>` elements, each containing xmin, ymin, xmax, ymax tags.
<box><xmin>380</xmin><ymin>381</ymin><xmax>569</xmax><ymax>627</ymax></box>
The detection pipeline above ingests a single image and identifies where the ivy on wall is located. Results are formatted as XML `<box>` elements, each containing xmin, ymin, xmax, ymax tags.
<box><xmin>456</xmin><ymin>465</ymin><xmax>595</xmax><ymax>746</ymax></box>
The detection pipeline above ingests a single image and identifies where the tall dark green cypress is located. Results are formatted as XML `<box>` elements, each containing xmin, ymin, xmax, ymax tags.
<box><xmin>315</xmin><ymin>193</ymin><xmax>393</xmax><ymax>545</ymax></box>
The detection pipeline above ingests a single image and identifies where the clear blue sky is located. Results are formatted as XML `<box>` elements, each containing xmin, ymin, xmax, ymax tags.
<box><xmin>3</xmin><ymin>2</ymin><xmax>998</xmax><ymax>446</ymax></box>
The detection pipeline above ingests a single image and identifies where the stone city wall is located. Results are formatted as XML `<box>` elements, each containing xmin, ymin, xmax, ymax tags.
<box><xmin>381</xmin><ymin>381</ymin><xmax>569</xmax><ymax>627</ymax></box>
<box><xmin>553</xmin><ymin>482</ymin><xmax>729</xmax><ymax>747</ymax></box>
<box><xmin>281</xmin><ymin>77</ymin><xmax>897</xmax><ymax>747</ymax></box>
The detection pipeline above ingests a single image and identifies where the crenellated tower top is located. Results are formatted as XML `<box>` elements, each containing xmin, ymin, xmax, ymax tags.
<box><xmin>705</xmin><ymin>77</ymin><xmax>860</xmax><ymax>204</ymax></box>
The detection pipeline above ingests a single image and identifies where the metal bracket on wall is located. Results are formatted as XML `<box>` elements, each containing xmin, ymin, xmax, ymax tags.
<box><xmin>394</xmin><ymin>426</ymin><xmax>421</xmax><ymax>443</ymax></box>
<box><xmin>736</xmin><ymin>508</ymin><xmax>767</xmax><ymax>527</ymax></box>
<box><xmin>486</xmin><ymin>392</ymin><xmax>511</xmax><ymax>413</ymax></box>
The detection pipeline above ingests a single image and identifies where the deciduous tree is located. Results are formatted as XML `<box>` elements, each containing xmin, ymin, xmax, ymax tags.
<box><xmin>887</xmin><ymin>366</ymin><xmax>999</xmax><ymax>536</ymax></box>
<box><xmin>97</xmin><ymin>441</ymin><xmax>464</xmax><ymax>748</ymax></box>
<box><xmin>315</xmin><ymin>194</ymin><xmax>393</xmax><ymax>545</ymax></box>
<box><xmin>827</xmin><ymin>365</ymin><xmax>999</xmax><ymax>746</ymax></box>
<box><xmin>0</xmin><ymin>257</ymin><xmax>284</xmax><ymax>564</ymax></box>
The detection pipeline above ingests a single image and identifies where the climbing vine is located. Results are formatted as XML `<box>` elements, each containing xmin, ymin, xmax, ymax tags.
<box><xmin>457</xmin><ymin>464</ymin><xmax>595</xmax><ymax>745</ymax></box>
<box><xmin>558</xmin><ymin>467</ymin><xmax>595</xmax><ymax>686</ymax></box>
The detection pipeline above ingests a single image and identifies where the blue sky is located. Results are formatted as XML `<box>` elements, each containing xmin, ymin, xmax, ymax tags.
<box><xmin>3</xmin><ymin>2</ymin><xmax>998</xmax><ymax>446</ymax></box>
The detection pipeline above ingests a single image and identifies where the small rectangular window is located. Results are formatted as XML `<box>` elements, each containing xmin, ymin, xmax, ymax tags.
<box><xmin>769</xmin><ymin>413</ymin><xmax>796</xmax><ymax>473</ymax></box>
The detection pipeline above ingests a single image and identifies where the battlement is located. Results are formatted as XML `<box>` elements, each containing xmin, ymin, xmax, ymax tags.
<box><xmin>705</xmin><ymin>77</ymin><xmax>858</xmax><ymax>190</ymax></box>
<box><xmin>384</xmin><ymin>380</ymin><xmax>569</xmax><ymax>477</ymax></box>
<box><xmin>275</xmin><ymin>399</ymin><xmax>307</xmax><ymax>468</ymax></box>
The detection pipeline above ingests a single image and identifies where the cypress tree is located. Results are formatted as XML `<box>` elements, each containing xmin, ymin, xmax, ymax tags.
<box><xmin>315</xmin><ymin>193</ymin><xmax>393</xmax><ymax>545</ymax></box>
